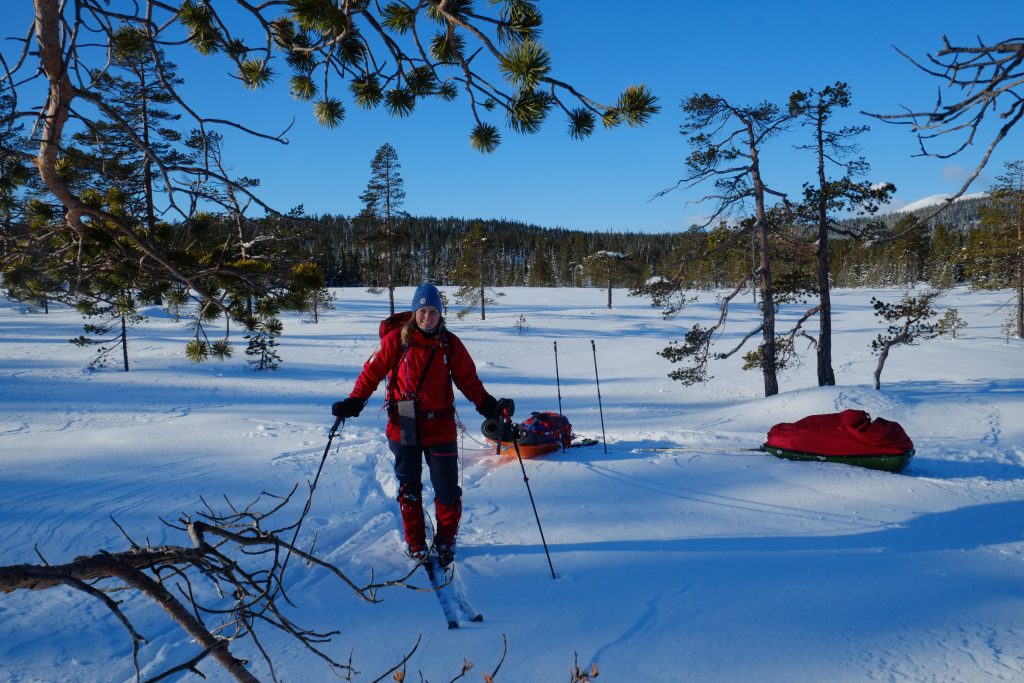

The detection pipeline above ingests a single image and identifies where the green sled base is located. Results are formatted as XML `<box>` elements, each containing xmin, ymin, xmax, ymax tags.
<box><xmin>761</xmin><ymin>445</ymin><xmax>914</xmax><ymax>474</ymax></box>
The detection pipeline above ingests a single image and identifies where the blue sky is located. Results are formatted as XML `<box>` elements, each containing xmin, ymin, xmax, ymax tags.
<box><xmin>10</xmin><ymin>1</ymin><xmax>1024</xmax><ymax>232</ymax></box>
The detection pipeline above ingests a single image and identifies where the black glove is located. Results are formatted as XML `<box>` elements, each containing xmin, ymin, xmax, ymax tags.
<box><xmin>496</xmin><ymin>397</ymin><xmax>515</xmax><ymax>419</ymax></box>
<box><xmin>332</xmin><ymin>397</ymin><xmax>365</xmax><ymax>419</ymax></box>
<box><xmin>478</xmin><ymin>394</ymin><xmax>498</xmax><ymax>420</ymax></box>
<box><xmin>479</xmin><ymin>396</ymin><xmax>515</xmax><ymax>420</ymax></box>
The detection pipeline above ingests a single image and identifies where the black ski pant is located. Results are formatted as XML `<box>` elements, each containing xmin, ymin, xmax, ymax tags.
<box><xmin>388</xmin><ymin>440</ymin><xmax>461</xmax><ymax>505</ymax></box>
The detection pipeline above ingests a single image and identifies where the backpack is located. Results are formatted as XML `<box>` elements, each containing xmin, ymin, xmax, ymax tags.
<box><xmin>521</xmin><ymin>412</ymin><xmax>574</xmax><ymax>448</ymax></box>
<box><xmin>379</xmin><ymin>310</ymin><xmax>412</xmax><ymax>339</ymax></box>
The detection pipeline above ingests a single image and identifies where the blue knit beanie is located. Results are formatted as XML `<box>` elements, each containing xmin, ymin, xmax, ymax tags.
<box><xmin>411</xmin><ymin>283</ymin><xmax>443</xmax><ymax>313</ymax></box>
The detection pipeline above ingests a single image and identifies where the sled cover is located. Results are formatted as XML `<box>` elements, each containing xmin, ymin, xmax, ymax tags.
<box><xmin>764</xmin><ymin>409</ymin><xmax>913</xmax><ymax>457</ymax></box>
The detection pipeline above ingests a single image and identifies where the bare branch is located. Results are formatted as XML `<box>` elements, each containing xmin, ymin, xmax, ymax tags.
<box><xmin>714</xmin><ymin>322</ymin><xmax>765</xmax><ymax>360</ymax></box>
<box><xmin>867</xmin><ymin>37</ymin><xmax>1024</xmax><ymax>221</ymax></box>
<box><xmin>0</xmin><ymin>485</ymin><xmax>423</xmax><ymax>682</ymax></box>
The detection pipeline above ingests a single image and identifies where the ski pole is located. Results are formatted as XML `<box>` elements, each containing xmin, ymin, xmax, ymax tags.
<box><xmin>283</xmin><ymin>416</ymin><xmax>343</xmax><ymax>573</ymax></box>
<box><xmin>311</xmin><ymin>416</ymin><xmax>343</xmax><ymax>492</ymax></box>
<box><xmin>553</xmin><ymin>340</ymin><xmax>565</xmax><ymax>452</ymax></box>
<box><xmin>591</xmin><ymin>340</ymin><xmax>608</xmax><ymax>453</ymax></box>
<box><xmin>504</xmin><ymin>408</ymin><xmax>557</xmax><ymax>580</ymax></box>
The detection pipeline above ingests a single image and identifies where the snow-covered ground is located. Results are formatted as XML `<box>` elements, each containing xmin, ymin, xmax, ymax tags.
<box><xmin>1</xmin><ymin>286</ymin><xmax>1022</xmax><ymax>682</ymax></box>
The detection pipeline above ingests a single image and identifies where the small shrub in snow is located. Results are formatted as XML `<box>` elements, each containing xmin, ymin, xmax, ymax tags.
<box><xmin>937</xmin><ymin>308</ymin><xmax>968</xmax><ymax>339</ymax></box>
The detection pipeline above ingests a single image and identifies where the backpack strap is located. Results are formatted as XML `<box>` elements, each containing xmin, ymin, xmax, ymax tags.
<box><xmin>385</xmin><ymin>342</ymin><xmax>405</xmax><ymax>404</ymax></box>
<box><xmin>387</xmin><ymin>329</ymin><xmax>450</xmax><ymax>404</ymax></box>
<box><xmin>388</xmin><ymin>344</ymin><xmax>439</xmax><ymax>402</ymax></box>
<box><xmin>408</xmin><ymin>347</ymin><xmax>437</xmax><ymax>400</ymax></box>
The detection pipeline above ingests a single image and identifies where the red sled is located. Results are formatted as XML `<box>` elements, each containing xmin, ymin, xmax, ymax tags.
<box><xmin>761</xmin><ymin>409</ymin><xmax>914</xmax><ymax>473</ymax></box>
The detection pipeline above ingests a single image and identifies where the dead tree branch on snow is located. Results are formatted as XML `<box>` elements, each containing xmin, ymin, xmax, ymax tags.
<box><xmin>0</xmin><ymin>484</ymin><xmax>424</xmax><ymax>682</ymax></box>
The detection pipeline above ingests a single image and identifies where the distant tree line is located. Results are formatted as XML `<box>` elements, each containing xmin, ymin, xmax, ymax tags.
<box><xmin>301</xmin><ymin>212</ymin><xmax>679</xmax><ymax>289</ymax></box>
<box><xmin>281</xmin><ymin>194</ymin><xmax>1005</xmax><ymax>293</ymax></box>
<box><xmin>3</xmin><ymin>191</ymin><xmax>1014</xmax><ymax>306</ymax></box>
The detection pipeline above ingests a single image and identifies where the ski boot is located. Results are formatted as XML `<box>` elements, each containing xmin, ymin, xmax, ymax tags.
<box><xmin>434</xmin><ymin>538</ymin><xmax>455</xmax><ymax>568</ymax></box>
<box><xmin>434</xmin><ymin>499</ymin><xmax>461</xmax><ymax>568</ymax></box>
<box><xmin>406</xmin><ymin>543</ymin><xmax>428</xmax><ymax>564</ymax></box>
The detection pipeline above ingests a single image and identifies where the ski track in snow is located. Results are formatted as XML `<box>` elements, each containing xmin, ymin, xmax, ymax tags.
<box><xmin>0</xmin><ymin>456</ymin><xmax>227</xmax><ymax>561</ymax></box>
<box><xmin>589</xmin><ymin>586</ymin><xmax>692</xmax><ymax>665</ymax></box>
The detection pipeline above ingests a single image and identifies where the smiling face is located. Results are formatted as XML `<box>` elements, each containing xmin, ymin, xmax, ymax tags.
<box><xmin>415</xmin><ymin>306</ymin><xmax>440</xmax><ymax>332</ymax></box>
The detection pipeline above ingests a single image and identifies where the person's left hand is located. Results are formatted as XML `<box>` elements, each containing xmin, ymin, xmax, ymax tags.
<box><xmin>495</xmin><ymin>397</ymin><xmax>515</xmax><ymax>418</ymax></box>
<box><xmin>478</xmin><ymin>395</ymin><xmax>498</xmax><ymax>419</ymax></box>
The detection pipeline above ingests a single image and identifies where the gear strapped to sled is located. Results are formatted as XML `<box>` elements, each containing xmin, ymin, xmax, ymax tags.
<box><xmin>481</xmin><ymin>411</ymin><xmax>576</xmax><ymax>458</ymax></box>
<box><xmin>520</xmin><ymin>411</ymin><xmax>574</xmax><ymax>449</ymax></box>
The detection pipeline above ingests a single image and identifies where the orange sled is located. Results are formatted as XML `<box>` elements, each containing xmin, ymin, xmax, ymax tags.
<box><xmin>481</xmin><ymin>417</ymin><xmax>563</xmax><ymax>459</ymax></box>
<box><xmin>485</xmin><ymin>438</ymin><xmax>560</xmax><ymax>458</ymax></box>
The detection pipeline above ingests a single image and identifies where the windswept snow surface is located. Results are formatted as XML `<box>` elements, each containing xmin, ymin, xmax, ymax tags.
<box><xmin>1</xmin><ymin>286</ymin><xmax>1023</xmax><ymax>682</ymax></box>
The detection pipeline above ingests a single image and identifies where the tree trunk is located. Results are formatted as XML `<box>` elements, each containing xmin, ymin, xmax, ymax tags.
<box><xmin>750</xmin><ymin>231</ymin><xmax>758</xmax><ymax>306</ymax></box>
<box><xmin>140</xmin><ymin>83</ymin><xmax>162</xmax><ymax>306</ymax></box>
<box><xmin>815</xmin><ymin>120</ymin><xmax>836</xmax><ymax>386</ymax></box>
<box><xmin>817</xmin><ymin>276</ymin><xmax>835</xmax><ymax>385</ymax></box>
<box><xmin>479</xmin><ymin>241</ymin><xmax>486</xmax><ymax>321</ymax></box>
<box><xmin>874</xmin><ymin>323</ymin><xmax>913</xmax><ymax>390</ymax></box>
<box><xmin>30</xmin><ymin>0</ymin><xmax>233</xmax><ymax>316</ymax></box>
<box><xmin>385</xmin><ymin>231</ymin><xmax>395</xmax><ymax>315</ymax></box>
<box><xmin>384</xmin><ymin>156</ymin><xmax>395</xmax><ymax>316</ymax></box>
<box><xmin>1016</xmin><ymin>272</ymin><xmax>1023</xmax><ymax>339</ymax></box>
<box><xmin>385</xmin><ymin>217</ymin><xmax>395</xmax><ymax>316</ymax></box>
<box><xmin>121</xmin><ymin>310</ymin><xmax>130</xmax><ymax>372</ymax></box>
<box><xmin>1016</xmin><ymin>177</ymin><xmax>1023</xmax><ymax>338</ymax></box>
<box><xmin>757</xmin><ymin>218</ymin><xmax>778</xmax><ymax>397</ymax></box>
<box><xmin>139</xmin><ymin>66</ymin><xmax>156</xmax><ymax>237</ymax></box>
<box><xmin>748</xmin><ymin>123</ymin><xmax>778</xmax><ymax>397</ymax></box>
<box><xmin>872</xmin><ymin>343</ymin><xmax>890</xmax><ymax>390</ymax></box>
<box><xmin>34</xmin><ymin>0</ymin><xmax>85</xmax><ymax>221</ymax></box>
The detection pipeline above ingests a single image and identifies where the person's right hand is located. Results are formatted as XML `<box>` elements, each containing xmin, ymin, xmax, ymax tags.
<box><xmin>332</xmin><ymin>397</ymin><xmax>365</xmax><ymax>419</ymax></box>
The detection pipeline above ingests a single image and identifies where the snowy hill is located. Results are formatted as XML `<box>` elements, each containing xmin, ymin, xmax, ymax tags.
<box><xmin>897</xmin><ymin>192</ymin><xmax>988</xmax><ymax>214</ymax></box>
<box><xmin>1</xmin><ymin>287</ymin><xmax>1023</xmax><ymax>682</ymax></box>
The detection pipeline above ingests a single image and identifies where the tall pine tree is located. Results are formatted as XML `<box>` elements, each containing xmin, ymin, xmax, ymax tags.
<box><xmin>359</xmin><ymin>143</ymin><xmax>406</xmax><ymax>314</ymax></box>
<box><xmin>789</xmin><ymin>82</ymin><xmax>894</xmax><ymax>386</ymax></box>
<box><xmin>656</xmin><ymin>94</ymin><xmax>791</xmax><ymax>396</ymax></box>
<box><xmin>452</xmin><ymin>222</ymin><xmax>496</xmax><ymax>320</ymax></box>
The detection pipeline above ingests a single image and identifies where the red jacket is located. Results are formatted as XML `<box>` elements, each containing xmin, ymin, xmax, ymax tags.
<box><xmin>350</xmin><ymin>324</ymin><xmax>489</xmax><ymax>446</ymax></box>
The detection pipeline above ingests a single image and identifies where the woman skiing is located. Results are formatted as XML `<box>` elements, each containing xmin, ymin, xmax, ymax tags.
<box><xmin>332</xmin><ymin>283</ymin><xmax>512</xmax><ymax>567</ymax></box>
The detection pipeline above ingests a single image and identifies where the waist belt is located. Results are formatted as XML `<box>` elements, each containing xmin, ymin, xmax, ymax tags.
<box><xmin>389</xmin><ymin>406</ymin><xmax>455</xmax><ymax>421</ymax></box>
